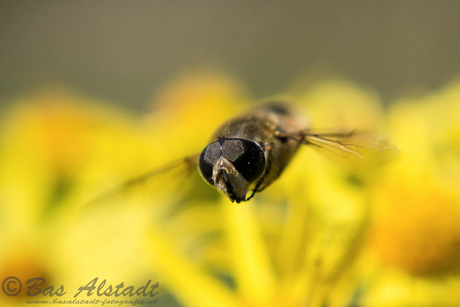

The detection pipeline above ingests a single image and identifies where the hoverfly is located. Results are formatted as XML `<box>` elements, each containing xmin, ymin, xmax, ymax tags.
<box><xmin>105</xmin><ymin>102</ymin><xmax>395</xmax><ymax>204</ymax></box>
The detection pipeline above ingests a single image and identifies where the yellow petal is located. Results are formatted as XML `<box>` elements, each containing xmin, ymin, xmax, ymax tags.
<box><xmin>147</xmin><ymin>229</ymin><xmax>239</xmax><ymax>307</ymax></box>
<box><xmin>222</xmin><ymin>198</ymin><xmax>277</xmax><ymax>306</ymax></box>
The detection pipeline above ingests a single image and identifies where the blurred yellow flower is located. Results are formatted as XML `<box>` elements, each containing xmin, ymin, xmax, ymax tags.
<box><xmin>140</xmin><ymin>77</ymin><xmax>384</xmax><ymax>307</ymax></box>
<box><xmin>2</xmin><ymin>73</ymin><xmax>459</xmax><ymax>307</ymax></box>
<box><xmin>0</xmin><ymin>89</ymin><xmax>159</xmax><ymax>306</ymax></box>
<box><xmin>361</xmin><ymin>81</ymin><xmax>460</xmax><ymax>306</ymax></box>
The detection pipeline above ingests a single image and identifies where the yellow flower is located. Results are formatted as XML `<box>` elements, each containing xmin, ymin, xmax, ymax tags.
<box><xmin>372</xmin><ymin>184</ymin><xmax>460</xmax><ymax>275</ymax></box>
<box><xmin>7</xmin><ymin>72</ymin><xmax>460</xmax><ymax>307</ymax></box>
<box><xmin>0</xmin><ymin>89</ymin><xmax>157</xmax><ymax>306</ymax></box>
<box><xmin>139</xmin><ymin>76</ymin><xmax>385</xmax><ymax>307</ymax></box>
<box><xmin>361</xmin><ymin>81</ymin><xmax>460</xmax><ymax>306</ymax></box>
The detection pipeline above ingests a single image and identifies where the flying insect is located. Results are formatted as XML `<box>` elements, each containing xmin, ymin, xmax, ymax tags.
<box><xmin>112</xmin><ymin>102</ymin><xmax>395</xmax><ymax>204</ymax></box>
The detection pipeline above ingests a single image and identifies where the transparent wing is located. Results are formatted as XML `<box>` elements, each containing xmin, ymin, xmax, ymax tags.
<box><xmin>84</xmin><ymin>154</ymin><xmax>200</xmax><ymax>210</ymax></box>
<box><xmin>277</xmin><ymin>129</ymin><xmax>399</xmax><ymax>167</ymax></box>
<box><xmin>121</xmin><ymin>154</ymin><xmax>199</xmax><ymax>189</ymax></box>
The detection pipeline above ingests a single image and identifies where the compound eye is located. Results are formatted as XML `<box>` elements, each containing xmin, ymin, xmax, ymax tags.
<box><xmin>198</xmin><ymin>141</ymin><xmax>221</xmax><ymax>185</ymax></box>
<box><xmin>221</xmin><ymin>139</ymin><xmax>265</xmax><ymax>183</ymax></box>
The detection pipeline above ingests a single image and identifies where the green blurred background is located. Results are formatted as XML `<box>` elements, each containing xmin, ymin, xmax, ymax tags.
<box><xmin>2</xmin><ymin>0</ymin><xmax>460</xmax><ymax>110</ymax></box>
